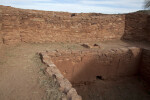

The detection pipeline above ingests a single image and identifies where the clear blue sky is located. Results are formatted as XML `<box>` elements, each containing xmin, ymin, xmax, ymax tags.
<box><xmin>0</xmin><ymin>0</ymin><xmax>145</xmax><ymax>14</ymax></box>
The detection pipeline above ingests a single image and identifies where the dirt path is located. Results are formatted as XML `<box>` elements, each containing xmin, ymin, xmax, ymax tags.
<box><xmin>0</xmin><ymin>43</ymin><xmax>83</xmax><ymax>100</ymax></box>
<box><xmin>0</xmin><ymin>44</ymin><xmax>45</xmax><ymax>100</ymax></box>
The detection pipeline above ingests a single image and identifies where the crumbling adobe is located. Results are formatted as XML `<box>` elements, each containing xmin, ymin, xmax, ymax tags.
<box><xmin>0</xmin><ymin>5</ymin><xmax>150</xmax><ymax>45</ymax></box>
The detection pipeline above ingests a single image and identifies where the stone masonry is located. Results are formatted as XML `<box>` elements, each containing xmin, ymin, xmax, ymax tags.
<box><xmin>0</xmin><ymin>5</ymin><xmax>150</xmax><ymax>45</ymax></box>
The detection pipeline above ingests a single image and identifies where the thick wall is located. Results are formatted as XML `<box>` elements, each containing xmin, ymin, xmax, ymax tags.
<box><xmin>140</xmin><ymin>49</ymin><xmax>150</xmax><ymax>83</ymax></box>
<box><xmin>0</xmin><ymin>8</ymin><xmax>3</xmax><ymax>45</ymax></box>
<box><xmin>0</xmin><ymin>5</ymin><xmax>149</xmax><ymax>44</ymax></box>
<box><xmin>147</xmin><ymin>16</ymin><xmax>150</xmax><ymax>42</ymax></box>
<box><xmin>46</xmin><ymin>47</ymin><xmax>142</xmax><ymax>84</ymax></box>
<box><xmin>123</xmin><ymin>12</ymin><xmax>150</xmax><ymax>42</ymax></box>
<box><xmin>0</xmin><ymin>6</ymin><xmax>125</xmax><ymax>44</ymax></box>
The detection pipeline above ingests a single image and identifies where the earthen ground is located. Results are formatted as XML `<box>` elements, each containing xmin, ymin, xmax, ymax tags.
<box><xmin>0</xmin><ymin>40</ymin><xmax>150</xmax><ymax>100</ymax></box>
<box><xmin>74</xmin><ymin>76</ymin><xmax>150</xmax><ymax>100</ymax></box>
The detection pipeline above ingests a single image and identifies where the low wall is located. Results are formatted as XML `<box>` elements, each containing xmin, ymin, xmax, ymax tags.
<box><xmin>140</xmin><ymin>49</ymin><xmax>150</xmax><ymax>83</ymax></box>
<box><xmin>43</xmin><ymin>47</ymin><xmax>141</xmax><ymax>84</ymax></box>
<box><xmin>40</xmin><ymin>52</ymin><xmax>82</xmax><ymax>100</ymax></box>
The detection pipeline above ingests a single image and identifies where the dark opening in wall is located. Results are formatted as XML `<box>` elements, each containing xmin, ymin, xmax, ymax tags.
<box><xmin>93</xmin><ymin>43</ymin><xmax>99</xmax><ymax>46</ymax></box>
<box><xmin>71</xmin><ymin>13</ymin><xmax>76</xmax><ymax>17</ymax></box>
<box><xmin>96</xmin><ymin>76</ymin><xmax>103</xmax><ymax>80</ymax></box>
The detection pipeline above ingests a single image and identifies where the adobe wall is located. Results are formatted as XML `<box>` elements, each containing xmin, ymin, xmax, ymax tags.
<box><xmin>0</xmin><ymin>5</ymin><xmax>150</xmax><ymax>44</ymax></box>
<box><xmin>40</xmin><ymin>52</ymin><xmax>82</xmax><ymax>100</ymax></box>
<box><xmin>147</xmin><ymin>16</ymin><xmax>150</xmax><ymax>42</ymax></box>
<box><xmin>123</xmin><ymin>12</ymin><xmax>150</xmax><ymax>42</ymax></box>
<box><xmin>140</xmin><ymin>49</ymin><xmax>150</xmax><ymax>83</ymax></box>
<box><xmin>44</xmin><ymin>47</ymin><xmax>142</xmax><ymax>84</ymax></box>
<box><xmin>0</xmin><ymin>5</ymin><xmax>125</xmax><ymax>44</ymax></box>
<box><xmin>0</xmin><ymin>9</ymin><xmax>3</xmax><ymax>45</ymax></box>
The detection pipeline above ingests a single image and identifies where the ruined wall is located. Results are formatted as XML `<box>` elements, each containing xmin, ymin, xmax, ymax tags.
<box><xmin>147</xmin><ymin>16</ymin><xmax>150</xmax><ymax>42</ymax></box>
<box><xmin>40</xmin><ymin>52</ymin><xmax>82</xmax><ymax>100</ymax></box>
<box><xmin>0</xmin><ymin>8</ymin><xmax>3</xmax><ymax>45</ymax></box>
<box><xmin>0</xmin><ymin>6</ymin><xmax>125</xmax><ymax>44</ymax></box>
<box><xmin>0</xmin><ymin>6</ymin><xmax>21</xmax><ymax>44</ymax></box>
<box><xmin>123</xmin><ymin>12</ymin><xmax>150</xmax><ymax>42</ymax></box>
<box><xmin>44</xmin><ymin>47</ymin><xmax>142</xmax><ymax>84</ymax></box>
<box><xmin>0</xmin><ymin>5</ymin><xmax>149</xmax><ymax>44</ymax></box>
<box><xmin>140</xmin><ymin>49</ymin><xmax>150</xmax><ymax>83</ymax></box>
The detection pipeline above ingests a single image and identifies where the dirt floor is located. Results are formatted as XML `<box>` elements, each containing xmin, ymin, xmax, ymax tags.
<box><xmin>0</xmin><ymin>42</ymin><xmax>81</xmax><ymax>100</ymax></box>
<box><xmin>74</xmin><ymin>76</ymin><xmax>150</xmax><ymax>100</ymax></box>
<box><xmin>0</xmin><ymin>40</ymin><xmax>150</xmax><ymax>100</ymax></box>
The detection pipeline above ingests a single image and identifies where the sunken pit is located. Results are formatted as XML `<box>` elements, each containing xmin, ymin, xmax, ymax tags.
<box><xmin>40</xmin><ymin>47</ymin><xmax>150</xmax><ymax>100</ymax></box>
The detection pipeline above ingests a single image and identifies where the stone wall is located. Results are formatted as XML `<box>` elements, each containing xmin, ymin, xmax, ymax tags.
<box><xmin>123</xmin><ymin>12</ymin><xmax>150</xmax><ymax>42</ymax></box>
<box><xmin>44</xmin><ymin>47</ymin><xmax>142</xmax><ymax>84</ymax></box>
<box><xmin>1</xmin><ymin>5</ymin><xmax>125</xmax><ymax>44</ymax></box>
<box><xmin>0</xmin><ymin>8</ymin><xmax>3</xmax><ymax>45</ymax></box>
<box><xmin>140</xmin><ymin>49</ymin><xmax>150</xmax><ymax>83</ymax></box>
<box><xmin>147</xmin><ymin>16</ymin><xmax>150</xmax><ymax>42</ymax></box>
<box><xmin>40</xmin><ymin>52</ymin><xmax>82</xmax><ymax>100</ymax></box>
<box><xmin>0</xmin><ymin>5</ymin><xmax>149</xmax><ymax>44</ymax></box>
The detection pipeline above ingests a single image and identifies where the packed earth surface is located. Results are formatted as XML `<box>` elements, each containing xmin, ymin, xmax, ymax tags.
<box><xmin>0</xmin><ymin>40</ymin><xmax>150</xmax><ymax>100</ymax></box>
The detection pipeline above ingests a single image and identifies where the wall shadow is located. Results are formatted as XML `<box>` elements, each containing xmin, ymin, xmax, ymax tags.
<box><xmin>121</xmin><ymin>12</ymin><xmax>150</xmax><ymax>42</ymax></box>
<box><xmin>63</xmin><ymin>52</ymin><xmax>148</xmax><ymax>100</ymax></box>
<box><xmin>70</xmin><ymin>51</ymin><xmax>141</xmax><ymax>85</ymax></box>
<box><xmin>48</xmin><ymin>46</ymin><xmax>150</xmax><ymax>100</ymax></box>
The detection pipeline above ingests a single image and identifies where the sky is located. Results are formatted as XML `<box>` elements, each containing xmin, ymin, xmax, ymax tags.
<box><xmin>0</xmin><ymin>0</ymin><xmax>145</xmax><ymax>14</ymax></box>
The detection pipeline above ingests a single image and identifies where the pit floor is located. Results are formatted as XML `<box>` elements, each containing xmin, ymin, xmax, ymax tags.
<box><xmin>74</xmin><ymin>76</ymin><xmax>150</xmax><ymax>100</ymax></box>
<box><xmin>0</xmin><ymin>40</ymin><xmax>150</xmax><ymax>100</ymax></box>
